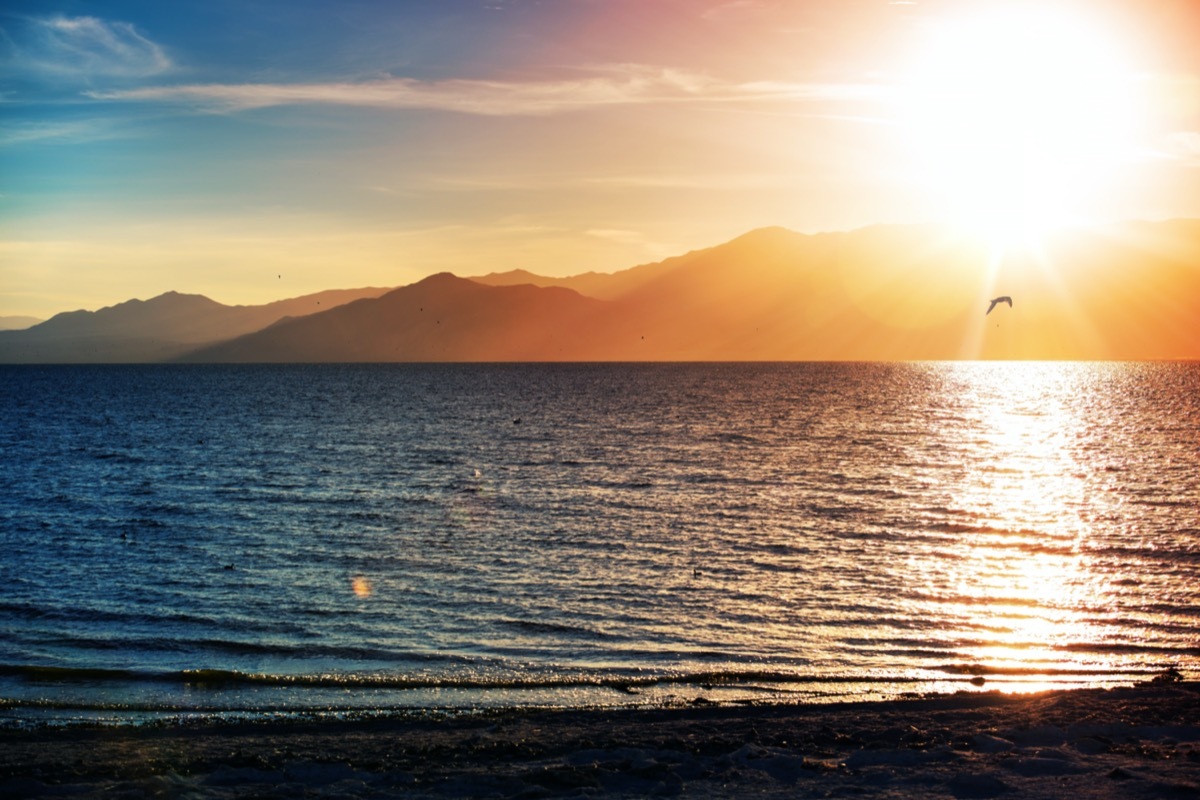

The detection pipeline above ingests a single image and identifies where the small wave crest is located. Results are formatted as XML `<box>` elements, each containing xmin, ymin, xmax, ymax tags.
<box><xmin>935</xmin><ymin>663</ymin><xmax>1159</xmax><ymax>678</ymax></box>
<box><xmin>0</xmin><ymin>663</ymin><xmax>917</xmax><ymax>693</ymax></box>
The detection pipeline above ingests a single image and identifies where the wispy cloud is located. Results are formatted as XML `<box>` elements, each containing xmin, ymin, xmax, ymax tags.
<box><xmin>0</xmin><ymin>119</ymin><xmax>121</xmax><ymax>146</ymax></box>
<box><xmin>584</xmin><ymin>173</ymin><xmax>790</xmax><ymax>190</ymax></box>
<box><xmin>376</xmin><ymin>170</ymin><xmax>796</xmax><ymax>195</ymax></box>
<box><xmin>85</xmin><ymin>66</ymin><xmax>880</xmax><ymax>116</ymax></box>
<box><xmin>1162</xmin><ymin>131</ymin><xmax>1200</xmax><ymax>164</ymax></box>
<box><xmin>22</xmin><ymin>16</ymin><xmax>172</xmax><ymax>78</ymax></box>
<box><xmin>584</xmin><ymin>228</ymin><xmax>651</xmax><ymax>245</ymax></box>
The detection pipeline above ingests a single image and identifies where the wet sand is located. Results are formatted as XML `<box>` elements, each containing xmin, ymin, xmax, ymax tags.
<box><xmin>2</xmin><ymin>683</ymin><xmax>1197</xmax><ymax>798</ymax></box>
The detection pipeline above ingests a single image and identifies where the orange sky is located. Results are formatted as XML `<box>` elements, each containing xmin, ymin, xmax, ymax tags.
<box><xmin>2</xmin><ymin>0</ymin><xmax>1199</xmax><ymax>321</ymax></box>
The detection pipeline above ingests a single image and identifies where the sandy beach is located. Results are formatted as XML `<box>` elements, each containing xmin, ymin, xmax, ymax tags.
<box><xmin>2</xmin><ymin>682</ymin><xmax>1197</xmax><ymax>799</ymax></box>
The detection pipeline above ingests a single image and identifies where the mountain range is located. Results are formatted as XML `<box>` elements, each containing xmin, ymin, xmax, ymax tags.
<box><xmin>4</xmin><ymin>220</ymin><xmax>1199</xmax><ymax>363</ymax></box>
<box><xmin>0</xmin><ymin>287</ymin><xmax>390</xmax><ymax>363</ymax></box>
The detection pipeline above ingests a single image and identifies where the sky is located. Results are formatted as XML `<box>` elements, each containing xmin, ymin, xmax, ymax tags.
<box><xmin>3</xmin><ymin>0</ymin><xmax>1199</xmax><ymax>318</ymax></box>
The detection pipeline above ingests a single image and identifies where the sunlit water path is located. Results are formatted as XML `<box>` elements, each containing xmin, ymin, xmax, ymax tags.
<box><xmin>1</xmin><ymin>363</ymin><xmax>1197</xmax><ymax>726</ymax></box>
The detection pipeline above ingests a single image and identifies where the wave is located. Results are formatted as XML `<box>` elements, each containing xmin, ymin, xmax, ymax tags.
<box><xmin>5</xmin><ymin>633</ymin><xmax>461</xmax><ymax>663</ymax></box>
<box><xmin>935</xmin><ymin>663</ymin><xmax>1164</xmax><ymax>678</ymax></box>
<box><xmin>702</xmin><ymin>432</ymin><xmax>764</xmax><ymax>446</ymax></box>
<box><xmin>0</xmin><ymin>603</ymin><xmax>305</xmax><ymax>636</ymax></box>
<box><xmin>497</xmin><ymin>618</ymin><xmax>615</xmax><ymax>639</ymax></box>
<box><xmin>0</xmin><ymin>663</ymin><xmax>1146</xmax><ymax>695</ymax></box>
<box><xmin>1055</xmin><ymin>641</ymin><xmax>1200</xmax><ymax>656</ymax></box>
<box><xmin>0</xmin><ymin>664</ymin><xmax>816</xmax><ymax>693</ymax></box>
<box><xmin>90</xmin><ymin>451</ymin><xmax>146</xmax><ymax>465</ymax></box>
<box><xmin>923</xmin><ymin>521</ymin><xmax>1045</xmax><ymax>536</ymax></box>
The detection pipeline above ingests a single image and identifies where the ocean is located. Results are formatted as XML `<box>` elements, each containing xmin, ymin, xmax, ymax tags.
<box><xmin>1</xmin><ymin>362</ymin><xmax>1197</xmax><ymax>727</ymax></box>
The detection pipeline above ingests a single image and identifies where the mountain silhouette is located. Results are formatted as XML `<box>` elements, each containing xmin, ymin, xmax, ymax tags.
<box><xmin>476</xmin><ymin>220</ymin><xmax>1200</xmax><ymax>360</ymax></box>
<box><xmin>0</xmin><ymin>287</ymin><xmax>390</xmax><ymax>363</ymax></box>
<box><xmin>5</xmin><ymin>220</ymin><xmax>1200</xmax><ymax>363</ymax></box>
<box><xmin>181</xmin><ymin>274</ymin><xmax>614</xmax><ymax>362</ymax></box>
<box><xmin>468</xmin><ymin>256</ymin><xmax>680</xmax><ymax>302</ymax></box>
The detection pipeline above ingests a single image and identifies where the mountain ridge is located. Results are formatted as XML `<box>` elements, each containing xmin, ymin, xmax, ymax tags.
<box><xmin>0</xmin><ymin>286</ymin><xmax>392</xmax><ymax>363</ymax></box>
<box><xmin>181</xmin><ymin>273</ymin><xmax>615</xmax><ymax>362</ymax></box>
<box><xmin>181</xmin><ymin>220</ymin><xmax>1200</xmax><ymax>362</ymax></box>
<box><xmin>4</xmin><ymin>220</ymin><xmax>1199</xmax><ymax>363</ymax></box>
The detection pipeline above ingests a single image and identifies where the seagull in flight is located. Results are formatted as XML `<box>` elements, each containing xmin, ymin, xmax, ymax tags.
<box><xmin>986</xmin><ymin>296</ymin><xmax>1013</xmax><ymax>315</ymax></box>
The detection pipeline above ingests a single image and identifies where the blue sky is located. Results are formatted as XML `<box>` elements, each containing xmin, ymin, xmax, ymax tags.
<box><xmin>3</xmin><ymin>0</ymin><xmax>1198</xmax><ymax>318</ymax></box>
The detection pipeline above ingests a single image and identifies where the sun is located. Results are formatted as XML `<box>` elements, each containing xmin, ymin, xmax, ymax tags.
<box><xmin>898</xmin><ymin>4</ymin><xmax>1140</xmax><ymax>247</ymax></box>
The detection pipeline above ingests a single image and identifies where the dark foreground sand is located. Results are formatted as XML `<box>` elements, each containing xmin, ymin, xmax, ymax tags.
<box><xmin>2</xmin><ymin>683</ymin><xmax>1198</xmax><ymax>799</ymax></box>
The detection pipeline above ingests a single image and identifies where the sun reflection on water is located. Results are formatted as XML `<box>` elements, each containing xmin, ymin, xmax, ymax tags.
<box><xmin>920</xmin><ymin>363</ymin><xmax>1120</xmax><ymax>685</ymax></box>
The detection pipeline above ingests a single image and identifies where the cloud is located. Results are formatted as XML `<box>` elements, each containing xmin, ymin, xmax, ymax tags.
<box><xmin>584</xmin><ymin>228</ymin><xmax>649</xmax><ymax>244</ymax></box>
<box><xmin>1163</xmin><ymin>131</ymin><xmax>1200</xmax><ymax>164</ymax></box>
<box><xmin>584</xmin><ymin>173</ymin><xmax>788</xmax><ymax>189</ymax></box>
<box><xmin>85</xmin><ymin>66</ymin><xmax>880</xmax><ymax>115</ymax></box>
<box><xmin>22</xmin><ymin>16</ymin><xmax>171</xmax><ymax>78</ymax></box>
<box><xmin>0</xmin><ymin>119</ymin><xmax>118</xmax><ymax>146</ymax></box>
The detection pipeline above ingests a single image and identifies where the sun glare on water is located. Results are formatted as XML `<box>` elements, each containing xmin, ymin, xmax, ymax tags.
<box><xmin>900</xmin><ymin>4</ymin><xmax>1141</xmax><ymax>248</ymax></box>
<box><xmin>923</xmin><ymin>364</ymin><xmax>1131</xmax><ymax>687</ymax></box>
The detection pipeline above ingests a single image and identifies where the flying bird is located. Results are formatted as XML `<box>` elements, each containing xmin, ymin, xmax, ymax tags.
<box><xmin>986</xmin><ymin>296</ymin><xmax>1013</xmax><ymax>315</ymax></box>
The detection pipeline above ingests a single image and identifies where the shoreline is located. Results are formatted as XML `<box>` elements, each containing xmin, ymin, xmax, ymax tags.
<box><xmin>2</xmin><ymin>683</ymin><xmax>1197</xmax><ymax>798</ymax></box>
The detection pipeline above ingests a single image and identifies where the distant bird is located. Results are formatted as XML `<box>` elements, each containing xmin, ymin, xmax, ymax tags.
<box><xmin>986</xmin><ymin>296</ymin><xmax>1013</xmax><ymax>315</ymax></box>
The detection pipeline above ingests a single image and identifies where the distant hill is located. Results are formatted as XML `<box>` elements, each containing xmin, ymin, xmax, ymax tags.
<box><xmin>0</xmin><ymin>316</ymin><xmax>43</xmax><ymax>331</ymax></box>
<box><xmin>479</xmin><ymin>220</ymin><xmax>1200</xmax><ymax>360</ymax></box>
<box><xmin>8</xmin><ymin>220</ymin><xmax>1200</xmax><ymax>363</ymax></box>
<box><xmin>181</xmin><ymin>273</ymin><xmax>617</xmax><ymax>362</ymax></box>
<box><xmin>182</xmin><ymin>220</ymin><xmax>1200</xmax><ymax>362</ymax></box>
<box><xmin>468</xmin><ymin>257</ymin><xmax>681</xmax><ymax>301</ymax></box>
<box><xmin>0</xmin><ymin>287</ymin><xmax>391</xmax><ymax>363</ymax></box>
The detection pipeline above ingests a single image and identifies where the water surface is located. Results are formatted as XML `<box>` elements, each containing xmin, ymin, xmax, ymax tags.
<box><xmin>1</xmin><ymin>362</ymin><xmax>1197</xmax><ymax>725</ymax></box>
